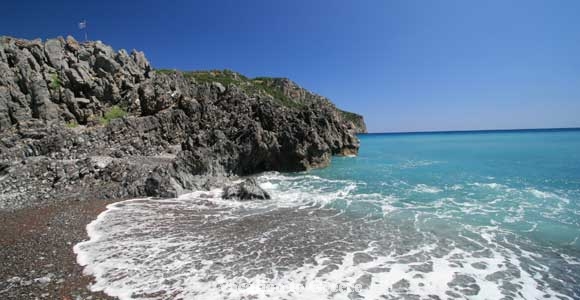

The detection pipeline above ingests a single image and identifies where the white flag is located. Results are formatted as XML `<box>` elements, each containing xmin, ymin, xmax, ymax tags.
<box><xmin>79</xmin><ymin>20</ymin><xmax>86</xmax><ymax>30</ymax></box>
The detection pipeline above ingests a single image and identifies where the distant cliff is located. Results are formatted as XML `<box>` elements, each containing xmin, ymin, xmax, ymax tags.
<box><xmin>338</xmin><ymin>110</ymin><xmax>367</xmax><ymax>134</ymax></box>
<box><xmin>0</xmin><ymin>36</ymin><xmax>366</xmax><ymax>209</ymax></box>
<box><xmin>247</xmin><ymin>77</ymin><xmax>367</xmax><ymax>133</ymax></box>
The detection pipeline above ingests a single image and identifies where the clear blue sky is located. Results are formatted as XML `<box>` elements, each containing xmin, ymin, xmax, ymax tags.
<box><xmin>2</xmin><ymin>0</ymin><xmax>580</xmax><ymax>132</ymax></box>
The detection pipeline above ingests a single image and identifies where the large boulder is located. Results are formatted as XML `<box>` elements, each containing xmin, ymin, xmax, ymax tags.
<box><xmin>94</xmin><ymin>53</ymin><xmax>120</xmax><ymax>74</ymax></box>
<box><xmin>222</xmin><ymin>178</ymin><xmax>271</xmax><ymax>201</ymax></box>
<box><xmin>44</xmin><ymin>38</ymin><xmax>65</xmax><ymax>69</ymax></box>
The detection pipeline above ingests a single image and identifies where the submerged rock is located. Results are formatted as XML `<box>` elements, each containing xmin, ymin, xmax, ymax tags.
<box><xmin>222</xmin><ymin>178</ymin><xmax>271</xmax><ymax>200</ymax></box>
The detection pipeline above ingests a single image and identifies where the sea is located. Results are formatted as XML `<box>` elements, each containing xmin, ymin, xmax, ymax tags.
<box><xmin>74</xmin><ymin>128</ymin><xmax>580</xmax><ymax>300</ymax></box>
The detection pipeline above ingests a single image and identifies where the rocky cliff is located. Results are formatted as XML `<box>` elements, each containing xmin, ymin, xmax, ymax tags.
<box><xmin>0</xmin><ymin>36</ymin><xmax>366</xmax><ymax>209</ymax></box>
<box><xmin>251</xmin><ymin>77</ymin><xmax>367</xmax><ymax>133</ymax></box>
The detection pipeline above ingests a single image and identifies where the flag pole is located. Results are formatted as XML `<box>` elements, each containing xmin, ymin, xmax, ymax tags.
<box><xmin>79</xmin><ymin>20</ymin><xmax>88</xmax><ymax>42</ymax></box>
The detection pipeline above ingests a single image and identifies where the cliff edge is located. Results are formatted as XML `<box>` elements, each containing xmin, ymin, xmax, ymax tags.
<box><xmin>0</xmin><ymin>36</ymin><xmax>367</xmax><ymax>209</ymax></box>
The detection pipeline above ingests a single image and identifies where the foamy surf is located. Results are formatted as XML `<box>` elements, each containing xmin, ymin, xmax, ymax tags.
<box><xmin>74</xmin><ymin>171</ymin><xmax>579</xmax><ymax>300</ymax></box>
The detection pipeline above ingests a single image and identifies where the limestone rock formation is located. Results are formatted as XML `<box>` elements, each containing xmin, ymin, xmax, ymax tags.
<box><xmin>0</xmin><ymin>36</ymin><xmax>367</xmax><ymax>209</ymax></box>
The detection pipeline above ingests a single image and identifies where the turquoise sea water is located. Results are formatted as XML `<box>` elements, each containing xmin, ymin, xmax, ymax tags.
<box><xmin>75</xmin><ymin>129</ymin><xmax>580</xmax><ymax>299</ymax></box>
<box><xmin>316</xmin><ymin>129</ymin><xmax>580</xmax><ymax>247</ymax></box>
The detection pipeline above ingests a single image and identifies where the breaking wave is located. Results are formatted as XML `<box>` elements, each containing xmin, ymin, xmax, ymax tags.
<box><xmin>74</xmin><ymin>172</ymin><xmax>580</xmax><ymax>300</ymax></box>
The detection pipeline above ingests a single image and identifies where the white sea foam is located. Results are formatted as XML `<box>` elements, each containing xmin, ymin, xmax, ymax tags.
<box><xmin>561</xmin><ymin>253</ymin><xmax>580</xmax><ymax>265</ymax></box>
<box><xmin>471</xmin><ymin>182</ymin><xmax>506</xmax><ymax>190</ymax></box>
<box><xmin>448</xmin><ymin>184</ymin><xmax>464</xmax><ymax>190</ymax></box>
<box><xmin>413</xmin><ymin>184</ymin><xmax>442</xmax><ymax>193</ymax></box>
<box><xmin>526</xmin><ymin>188</ymin><xmax>570</xmax><ymax>204</ymax></box>
<box><xmin>74</xmin><ymin>172</ymin><xmax>579</xmax><ymax>300</ymax></box>
<box><xmin>74</xmin><ymin>200</ymin><xmax>573</xmax><ymax>300</ymax></box>
<box><xmin>399</xmin><ymin>160</ymin><xmax>442</xmax><ymax>169</ymax></box>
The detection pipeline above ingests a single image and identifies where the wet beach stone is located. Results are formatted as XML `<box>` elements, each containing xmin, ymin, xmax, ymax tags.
<box><xmin>222</xmin><ymin>178</ymin><xmax>271</xmax><ymax>201</ymax></box>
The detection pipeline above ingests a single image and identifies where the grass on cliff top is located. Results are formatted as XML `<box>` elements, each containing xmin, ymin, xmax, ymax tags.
<box><xmin>185</xmin><ymin>69</ymin><xmax>249</xmax><ymax>86</ymax></box>
<box><xmin>156</xmin><ymin>69</ymin><xmax>248</xmax><ymax>86</ymax></box>
<box><xmin>250</xmin><ymin>77</ymin><xmax>304</xmax><ymax>109</ymax></box>
<box><xmin>339</xmin><ymin>109</ymin><xmax>362</xmax><ymax>122</ymax></box>
<box><xmin>154</xmin><ymin>69</ymin><xmax>364</xmax><ymax>117</ymax></box>
<box><xmin>154</xmin><ymin>69</ymin><xmax>304</xmax><ymax>109</ymax></box>
<box><xmin>250</xmin><ymin>77</ymin><xmax>351</xmax><ymax>111</ymax></box>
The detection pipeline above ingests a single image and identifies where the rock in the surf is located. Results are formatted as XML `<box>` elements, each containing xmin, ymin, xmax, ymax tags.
<box><xmin>222</xmin><ymin>178</ymin><xmax>271</xmax><ymax>200</ymax></box>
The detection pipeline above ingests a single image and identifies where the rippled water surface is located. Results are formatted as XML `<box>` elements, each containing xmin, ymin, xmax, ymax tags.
<box><xmin>75</xmin><ymin>129</ymin><xmax>580</xmax><ymax>299</ymax></box>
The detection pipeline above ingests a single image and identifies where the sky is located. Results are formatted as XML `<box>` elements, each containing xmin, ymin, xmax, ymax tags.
<box><xmin>2</xmin><ymin>0</ymin><xmax>580</xmax><ymax>132</ymax></box>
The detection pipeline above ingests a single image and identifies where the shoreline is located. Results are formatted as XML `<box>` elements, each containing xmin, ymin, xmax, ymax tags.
<box><xmin>0</xmin><ymin>36</ymin><xmax>364</xmax><ymax>300</ymax></box>
<box><xmin>0</xmin><ymin>199</ymin><xmax>117</xmax><ymax>299</ymax></box>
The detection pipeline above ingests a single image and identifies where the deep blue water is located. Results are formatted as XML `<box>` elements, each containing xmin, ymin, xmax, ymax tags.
<box><xmin>75</xmin><ymin>129</ymin><xmax>580</xmax><ymax>299</ymax></box>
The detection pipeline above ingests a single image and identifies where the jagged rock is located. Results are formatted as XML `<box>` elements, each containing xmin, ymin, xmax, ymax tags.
<box><xmin>66</xmin><ymin>63</ymin><xmax>93</xmax><ymax>88</ymax></box>
<box><xmin>177</xmin><ymin>96</ymin><xmax>200</xmax><ymax>117</ymax></box>
<box><xmin>145</xmin><ymin>169</ymin><xmax>178</xmax><ymax>198</ymax></box>
<box><xmin>44</xmin><ymin>38</ymin><xmax>65</xmax><ymax>69</ymax></box>
<box><xmin>222</xmin><ymin>178</ymin><xmax>270</xmax><ymax>200</ymax></box>
<box><xmin>88</xmin><ymin>156</ymin><xmax>113</xmax><ymax>169</ymax></box>
<box><xmin>29</xmin><ymin>73</ymin><xmax>59</xmax><ymax>121</ymax></box>
<box><xmin>0</xmin><ymin>36</ymin><xmax>366</xmax><ymax>210</ymax></box>
<box><xmin>74</xmin><ymin>97</ymin><xmax>90</xmax><ymax>105</ymax></box>
<box><xmin>0</xmin><ymin>86</ymin><xmax>11</xmax><ymax>129</ymax></box>
<box><xmin>0</xmin><ymin>162</ymin><xmax>10</xmax><ymax>176</ymax></box>
<box><xmin>65</xmin><ymin>35</ymin><xmax>80</xmax><ymax>52</ymax></box>
<box><xmin>212</xmin><ymin>82</ymin><xmax>226</xmax><ymax>94</ymax></box>
<box><xmin>131</xmin><ymin>50</ymin><xmax>150</xmax><ymax>72</ymax></box>
<box><xmin>94</xmin><ymin>53</ymin><xmax>119</xmax><ymax>74</ymax></box>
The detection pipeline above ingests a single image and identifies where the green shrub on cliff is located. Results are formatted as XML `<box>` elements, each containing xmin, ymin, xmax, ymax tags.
<box><xmin>339</xmin><ymin>109</ymin><xmax>360</xmax><ymax>122</ymax></box>
<box><xmin>50</xmin><ymin>73</ymin><xmax>61</xmax><ymax>90</ymax></box>
<box><xmin>65</xmin><ymin>120</ymin><xmax>78</xmax><ymax>128</ymax></box>
<box><xmin>154</xmin><ymin>69</ymin><xmax>312</xmax><ymax>109</ymax></box>
<box><xmin>181</xmin><ymin>70</ymin><xmax>301</xmax><ymax>108</ymax></box>
<box><xmin>99</xmin><ymin>105</ymin><xmax>127</xmax><ymax>125</ymax></box>
<box><xmin>184</xmin><ymin>69</ymin><xmax>247</xmax><ymax>86</ymax></box>
<box><xmin>252</xmin><ymin>78</ymin><xmax>304</xmax><ymax>109</ymax></box>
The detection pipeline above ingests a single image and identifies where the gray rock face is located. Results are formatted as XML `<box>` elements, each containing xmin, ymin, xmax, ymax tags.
<box><xmin>0</xmin><ymin>36</ymin><xmax>366</xmax><ymax>208</ymax></box>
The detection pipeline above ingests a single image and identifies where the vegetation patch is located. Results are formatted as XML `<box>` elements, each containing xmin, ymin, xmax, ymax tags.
<box><xmin>65</xmin><ymin>120</ymin><xmax>78</xmax><ymax>128</ymax></box>
<box><xmin>50</xmin><ymin>73</ymin><xmax>61</xmax><ymax>90</ymax></box>
<box><xmin>100</xmin><ymin>105</ymin><xmax>127</xmax><ymax>125</ymax></box>
<box><xmin>252</xmin><ymin>78</ymin><xmax>304</xmax><ymax>109</ymax></box>
<box><xmin>189</xmin><ymin>70</ymin><xmax>305</xmax><ymax>108</ymax></box>
<box><xmin>155</xmin><ymin>69</ymin><xmax>179</xmax><ymax>75</ymax></box>
<box><xmin>183</xmin><ymin>69</ymin><xmax>248</xmax><ymax>86</ymax></box>
<box><xmin>339</xmin><ymin>109</ymin><xmax>362</xmax><ymax>122</ymax></box>
<box><xmin>154</xmin><ymin>69</ymin><xmax>308</xmax><ymax>109</ymax></box>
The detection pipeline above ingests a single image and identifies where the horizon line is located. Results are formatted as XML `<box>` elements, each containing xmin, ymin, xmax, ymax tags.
<box><xmin>364</xmin><ymin>126</ymin><xmax>580</xmax><ymax>135</ymax></box>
